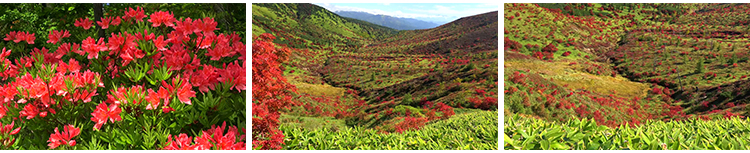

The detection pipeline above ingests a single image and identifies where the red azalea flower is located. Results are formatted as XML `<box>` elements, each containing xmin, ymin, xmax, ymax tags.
<box><xmin>163</xmin><ymin>134</ymin><xmax>199</xmax><ymax>150</ymax></box>
<box><xmin>218</xmin><ymin>61</ymin><xmax>245</xmax><ymax>91</ymax></box>
<box><xmin>204</xmin><ymin>122</ymin><xmax>245</xmax><ymax>150</ymax></box>
<box><xmin>195</xmin><ymin>33</ymin><xmax>214</xmax><ymax>49</ymax></box>
<box><xmin>111</xmin><ymin>16</ymin><xmax>122</xmax><ymax>26</ymax></box>
<box><xmin>47</xmin><ymin>125</ymin><xmax>80</xmax><ymax>149</ymax></box>
<box><xmin>196</xmin><ymin>17</ymin><xmax>219</xmax><ymax>34</ymax></box>
<box><xmin>176</xmin><ymin>79</ymin><xmax>195</xmax><ymax>105</ymax></box>
<box><xmin>163</xmin><ymin>44</ymin><xmax>192</xmax><ymax>71</ymax></box>
<box><xmin>97</xmin><ymin>16</ymin><xmax>113</xmax><ymax>29</ymax></box>
<box><xmin>19</xmin><ymin>103</ymin><xmax>39</xmax><ymax>119</ymax></box>
<box><xmin>90</xmin><ymin>102</ymin><xmax>122</xmax><ymax>131</ymax></box>
<box><xmin>60</xmin><ymin>43</ymin><xmax>81</xmax><ymax>56</ymax></box>
<box><xmin>0</xmin><ymin>121</ymin><xmax>21</xmax><ymax>147</ymax></box>
<box><xmin>47</xmin><ymin>30</ymin><xmax>71</xmax><ymax>44</ymax></box>
<box><xmin>166</xmin><ymin>30</ymin><xmax>186</xmax><ymax>45</ymax></box>
<box><xmin>148</xmin><ymin>11</ymin><xmax>176</xmax><ymax>27</ymax></box>
<box><xmin>0</xmin><ymin>121</ymin><xmax>20</xmax><ymax>136</ymax></box>
<box><xmin>25</xmin><ymin>32</ymin><xmax>35</xmax><ymax>44</ymax></box>
<box><xmin>4</xmin><ymin>31</ymin><xmax>16</xmax><ymax>42</ymax></box>
<box><xmin>191</xmin><ymin>65</ymin><xmax>219</xmax><ymax>93</ymax></box>
<box><xmin>135</xmin><ymin>29</ymin><xmax>155</xmax><ymax>41</ymax></box>
<box><xmin>206</xmin><ymin>34</ymin><xmax>233</xmax><ymax>60</ymax></box>
<box><xmin>162</xmin><ymin>106</ymin><xmax>175</xmax><ymax>113</ymax></box>
<box><xmin>106</xmin><ymin>87</ymin><xmax>128</xmax><ymax>105</ymax></box>
<box><xmin>81</xmin><ymin>37</ymin><xmax>107</xmax><ymax>59</ymax></box>
<box><xmin>163</xmin><ymin>121</ymin><xmax>246</xmax><ymax>150</ymax></box>
<box><xmin>154</xmin><ymin>35</ymin><xmax>168</xmax><ymax>51</ymax></box>
<box><xmin>16</xmin><ymin>74</ymin><xmax>48</xmax><ymax>99</ymax></box>
<box><xmin>107</xmin><ymin>32</ymin><xmax>126</xmax><ymax>53</ymax></box>
<box><xmin>145</xmin><ymin>89</ymin><xmax>161</xmax><ymax>110</ymax></box>
<box><xmin>12</xmin><ymin>31</ymin><xmax>26</xmax><ymax>43</ymax></box>
<box><xmin>74</xmin><ymin>18</ymin><xmax>94</xmax><ymax>30</ymax></box>
<box><xmin>123</xmin><ymin>7</ymin><xmax>146</xmax><ymax>22</ymax></box>
<box><xmin>173</xmin><ymin>17</ymin><xmax>196</xmax><ymax>36</ymax></box>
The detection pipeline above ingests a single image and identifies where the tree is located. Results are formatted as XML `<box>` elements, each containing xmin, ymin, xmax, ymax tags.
<box><xmin>94</xmin><ymin>3</ymin><xmax>104</xmax><ymax>38</ymax></box>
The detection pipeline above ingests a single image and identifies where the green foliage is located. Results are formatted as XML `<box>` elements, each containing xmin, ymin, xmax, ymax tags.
<box><xmin>696</xmin><ymin>58</ymin><xmax>705</xmax><ymax>73</ymax></box>
<box><xmin>402</xmin><ymin>93</ymin><xmax>413</xmax><ymax>106</ymax></box>
<box><xmin>0</xmin><ymin>3</ymin><xmax>247</xmax><ymax>150</ymax></box>
<box><xmin>283</xmin><ymin>111</ymin><xmax>498</xmax><ymax>150</ymax></box>
<box><xmin>463</xmin><ymin>63</ymin><xmax>475</xmax><ymax>72</ymax></box>
<box><xmin>505</xmin><ymin>114</ymin><xmax>750</xmax><ymax>150</ymax></box>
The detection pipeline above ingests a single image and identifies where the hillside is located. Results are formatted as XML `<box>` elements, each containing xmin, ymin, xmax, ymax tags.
<box><xmin>504</xmin><ymin>3</ymin><xmax>750</xmax><ymax>150</ymax></box>
<box><xmin>252</xmin><ymin>3</ymin><xmax>498</xmax><ymax>150</ymax></box>
<box><xmin>335</xmin><ymin>11</ymin><xmax>439</xmax><ymax>30</ymax></box>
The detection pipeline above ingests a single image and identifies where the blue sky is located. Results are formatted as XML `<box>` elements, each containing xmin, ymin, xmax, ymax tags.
<box><xmin>314</xmin><ymin>3</ymin><xmax>498</xmax><ymax>24</ymax></box>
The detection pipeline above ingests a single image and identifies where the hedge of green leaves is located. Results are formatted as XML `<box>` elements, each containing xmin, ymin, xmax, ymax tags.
<box><xmin>504</xmin><ymin>114</ymin><xmax>750</xmax><ymax>150</ymax></box>
<box><xmin>281</xmin><ymin>111</ymin><xmax>498</xmax><ymax>150</ymax></box>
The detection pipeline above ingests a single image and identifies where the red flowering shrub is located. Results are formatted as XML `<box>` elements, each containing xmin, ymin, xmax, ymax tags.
<box><xmin>162</xmin><ymin>122</ymin><xmax>245</xmax><ymax>150</ymax></box>
<box><xmin>562</xmin><ymin>51</ymin><xmax>571</xmax><ymax>56</ymax></box>
<box><xmin>0</xmin><ymin>6</ymin><xmax>245</xmax><ymax>150</ymax></box>
<box><xmin>47</xmin><ymin>125</ymin><xmax>80</xmax><ymax>149</ymax></box>
<box><xmin>393</xmin><ymin>117</ymin><xmax>429</xmax><ymax>133</ymax></box>
<box><xmin>504</xmin><ymin>37</ymin><xmax>522</xmax><ymax>50</ymax></box>
<box><xmin>542</xmin><ymin>42</ymin><xmax>558</xmax><ymax>53</ymax></box>
<box><xmin>252</xmin><ymin>33</ymin><xmax>296</xmax><ymax>150</ymax></box>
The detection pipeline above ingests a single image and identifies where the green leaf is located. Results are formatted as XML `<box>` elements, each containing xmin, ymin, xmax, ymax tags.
<box><xmin>540</xmin><ymin>140</ymin><xmax>550</xmax><ymax>150</ymax></box>
<box><xmin>550</xmin><ymin>142</ymin><xmax>569</xmax><ymax>150</ymax></box>
<box><xmin>504</xmin><ymin>133</ymin><xmax>513</xmax><ymax>146</ymax></box>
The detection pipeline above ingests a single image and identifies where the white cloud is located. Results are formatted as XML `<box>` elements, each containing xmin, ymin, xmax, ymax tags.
<box><xmin>406</xmin><ymin>4</ymin><xmax>497</xmax><ymax>20</ymax></box>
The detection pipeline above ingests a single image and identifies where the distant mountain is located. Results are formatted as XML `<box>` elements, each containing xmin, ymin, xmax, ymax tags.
<box><xmin>335</xmin><ymin>11</ymin><xmax>440</xmax><ymax>30</ymax></box>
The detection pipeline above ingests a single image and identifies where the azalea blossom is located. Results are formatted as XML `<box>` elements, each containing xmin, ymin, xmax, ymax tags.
<box><xmin>74</xmin><ymin>18</ymin><xmax>94</xmax><ymax>30</ymax></box>
<box><xmin>97</xmin><ymin>16</ymin><xmax>113</xmax><ymax>29</ymax></box>
<box><xmin>148</xmin><ymin>11</ymin><xmax>176</xmax><ymax>27</ymax></box>
<box><xmin>47</xmin><ymin>125</ymin><xmax>80</xmax><ymax>149</ymax></box>
<box><xmin>123</xmin><ymin>7</ymin><xmax>146</xmax><ymax>22</ymax></box>
<box><xmin>154</xmin><ymin>35</ymin><xmax>168</xmax><ymax>51</ymax></box>
<box><xmin>90</xmin><ymin>102</ymin><xmax>122</xmax><ymax>130</ymax></box>
<box><xmin>81</xmin><ymin>37</ymin><xmax>108</xmax><ymax>59</ymax></box>
<box><xmin>47</xmin><ymin>30</ymin><xmax>71</xmax><ymax>44</ymax></box>
<box><xmin>176</xmin><ymin>79</ymin><xmax>195</xmax><ymax>105</ymax></box>
<box><xmin>163</xmin><ymin>121</ymin><xmax>245</xmax><ymax>150</ymax></box>
<box><xmin>195</xmin><ymin>17</ymin><xmax>219</xmax><ymax>34</ymax></box>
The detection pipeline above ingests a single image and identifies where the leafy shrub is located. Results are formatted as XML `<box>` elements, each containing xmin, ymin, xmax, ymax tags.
<box><xmin>284</xmin><ymin>111</ymin><xmax>497</xmax><ymax>150</ymax></box>
<box><xmin>402</xmin><ymin>93</ymin><xmax>414</xmax><ymax>106</ymax></box>
<box><xmin>695</xmin><ymin>59</ymin><xmax>705</xmax><ymax>73</ymax></box>
<box><xmin>505</xmin><ymin>114</ymin><xmax>750</xmax><ymax>150</ymax></box>
<box><xmin>0</xmin><ymin>6</ymin><xmax>246</xmax><ymax>150</ymax></box>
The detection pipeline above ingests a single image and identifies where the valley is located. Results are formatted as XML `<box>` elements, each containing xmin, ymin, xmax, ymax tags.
<box><xmin>504</xmin><ymin>3</ymin><xmax>750</xmax><ymax>150</ymax></box>
<box><xmin>252</xmin><ymin>3</ymin><xmax>498</xmax><ymax>150</ymax></box>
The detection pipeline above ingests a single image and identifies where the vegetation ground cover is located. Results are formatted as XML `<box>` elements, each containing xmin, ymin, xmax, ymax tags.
<box><xmin>252</xmin><ymin>3</ymin><xmax>498</xmax><ymax>150</ymax></box>
<box><xmin>505</xmin><ymin>3</ymin><xmax>750</xmax><ymax>150</ymax></box>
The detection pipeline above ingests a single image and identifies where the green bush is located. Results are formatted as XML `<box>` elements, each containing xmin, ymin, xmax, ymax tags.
<box><xmin>283</xmin><ymin>111</ymin><xmax>498</xmax><ymax>150</ymax></box>
<box><xmin>505</xmin><ymin>114</ymin><xmax>750</xmax><ymax>150</ymax></box>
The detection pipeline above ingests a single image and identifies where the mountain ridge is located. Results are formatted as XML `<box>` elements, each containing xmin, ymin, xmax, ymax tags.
<box><xmin>334</xmin><ymin>10</ymin><xmax>440</xmax><ymax>30</ymax></box>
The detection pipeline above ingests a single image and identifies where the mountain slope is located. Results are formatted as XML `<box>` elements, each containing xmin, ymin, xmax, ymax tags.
<box><xmin>252</xmin><ymin>3</ymin><xmax>397</xmax><ymax>48</ymax></box>
<box><xmin>335</xmin><ymin>11</ymin><xmax>439</xmax><ymax>30</ymax></box>
<box><xmin>253</xmin><ymin>3</ymin><xmax>498</xmax><ymax>149</ymax></box>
